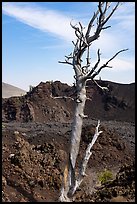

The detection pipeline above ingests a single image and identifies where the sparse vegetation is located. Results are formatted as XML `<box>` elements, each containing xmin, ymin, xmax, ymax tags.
<box><xmin>29</xmin><ymin>85</ymin><xmax>34</xmax><ymax>92</ymax></box>
<box><xmin>98</xmin><ymin>169</ymin><xmax>113</xmax><ymax>184</ymax></box>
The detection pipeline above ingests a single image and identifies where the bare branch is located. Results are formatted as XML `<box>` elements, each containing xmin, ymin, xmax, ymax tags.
<box><xmin>86</xmin><ymin>45</ymin><xmax>90</xmax><ymax>65</ymax></box>
<box><xmin>82</xmin><ymin>64</ymin><xmax>90</xmax><ymax>70</ymax></box>
<box><xmin>98</xmin><ymin>2</ymin><xmax>105</xmax><ymax>24</ymax></box>
<box><xmin>71</xmin><ymin>21</ymin><xmax>88</xmax><ymax>46</ymax></box>
<box><xmin>79</xmin><ymin>21</ymin><xmax>85</xmax><ymax>31</ymax></box>
<box><xmin>86</xmin><ymin>2</ymin><xmax>121</xmax><ymax>45</ymax></box>
<box><xmin>104</xmin><ymin>2</ymin><xmax>111</xmax><ymax>13</ymax></box>
<box><xmin>73</xmin><ymin>39</ymin><xmax>79</xmax><ymax>54</ymax></box>
<box><xmin>86</xmin><ymin>49</ymin><xmax>101</xmax><ymax>78</ymax></box>
<box><xmin>106</xmin><ymin>48</ymin><xmax>128</xmax><ymax>64</ymax></box>
<box><xmin>72</xmin><ymin>41</ymin><xmax>76</xmax><ymax>46</ymax></box>
<box><xmin>65</xmin><ymin>55</ymin><xmax>73</xmax><ymax>61</ymax></box>
<box><xmin>81</xmin><ymin>65</ymin><xmax>90</xmax><ymax>75</ymax></box>
<box><xmin>98</xmin><ymin>2</ymin><xmax>104</xmax><ymax>16</ymax></box>
<box><xmin>69</xmin><ymin>120</ymin><xmax>103</xmax><ymax>196</ymax></box>
<box><xmin>91</xmin><ymin>48</ymin><xmax>128</xmax><ymax>79</ymax></box>
<box><xmin>102</xmin><ymin>2</ymin><xmax>120</xmax><ymax>25</ymax></box>
<box><xmin>70</xmin><ymin>20</ymin><xmax>79</xmax><ymax>31</ymax></box>
<box><xmin>70</xmin><ymin>20</ymin><xmax>86</xmax><ymax>46</ymax></box>
<box><xmin>51</xmin><ymin>95</ymin><xmax>74</xmax><ymax>101</ymax></box>
<box><xmin>58</xmin><ymin>60</ymin><xmax>73</xmax><ymax>66</ymax></box>
<box><xmin>102</xmin><ymin>25</ymin><xmax>111</xmax><ymax>30</ymax></box>
<box><xmin>93</xmin><ymin>79</ymin><xmax>109</xmax><ymax>91</ymax></box>
<box><xmin>87</xmin><ymin>97</ymin><xmax>92</xmax><ymax>101</ymax></box>
<box><xmin>80</xmin><ymin>120</ymin><xmax>103</xmax><ymax>176</ymax></box>
<box><xmin>85</xmin><ymin>10</ymin><xmax>100</xmax><ymax>39</ymax></box>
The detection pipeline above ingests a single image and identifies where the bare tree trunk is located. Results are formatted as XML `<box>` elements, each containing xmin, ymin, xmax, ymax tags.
<box><xmin>68</xmin><ymin>82</ymin><xmax>86</xmax><ymax>197</ymax></box>
<box><xmin>59</xmin><ymin>79</ymin><xmax>87</xmax><ymax>201</ymax></box>
<box><xmin>58</xmin><ymin>2</ymin><xmax>128</xmax><ymax>202</ymax></box>
<box><xmin>70</xmin><ymin>81</ymin><xmax>86</xmax><ymax>169</ymax></box>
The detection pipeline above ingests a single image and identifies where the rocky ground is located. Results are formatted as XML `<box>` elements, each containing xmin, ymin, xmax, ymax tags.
<box><xmin>2</xmin><ymin>80</ymin><xmax>135</xmax><ymax>123</ymax></box>
<box><xmin>2</xmin><ymin>119</ymin><xmax>135</xmax><ymax>202</ymax></box>
<box><xmin>2</xmin><ymin>80</ymin><xmax>135</xmax><ymax>202</ymax></box>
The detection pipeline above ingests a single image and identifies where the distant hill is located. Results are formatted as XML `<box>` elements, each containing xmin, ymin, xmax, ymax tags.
<box><xmin>2</xmin><ymin>80</ymin><xmax>135</xmax><ymax>123</ymax></box>
<box><xmin>2</xmin><ymin>82</ymin><xmax>26</xmax><ymax>98</ymax></box>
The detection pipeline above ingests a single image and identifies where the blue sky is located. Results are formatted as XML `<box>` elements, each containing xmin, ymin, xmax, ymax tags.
<box><xmin>2</xmin><ymin>2</ymin><xmax>135</xmax><ymax>91</ymax></box>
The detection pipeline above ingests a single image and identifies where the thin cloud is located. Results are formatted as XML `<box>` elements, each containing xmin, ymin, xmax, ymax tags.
<box><xmin>111</xmin><ymin>2</ymin><xmax>135</xmax><ymax>32</ymax></box>
<box><xmin>91</xmin><ymin>31</ymin><xmax>122</xmax><ymax>56</ymax></box>
<box><xmin>2</xmin><ymin>2</ymin><xmax>75</xmax><ymax>41</ymax></box>
<box><xmin>109</xmin><ymin>58</ymin><xmax>134</xmax><ymax>72</ymax></box>
<box><xmin>2</xmin><ymin>2</ymin><xmax>134</xmax><ymax>50</ymax></box>
<box><xmin>2</xmin><ymin>2</ymin><xmax>135</xmax><ymax>74</ymax></box>
<box><xmin>40</xmin><ymin>44</ymin><xmax>70</xmax><ymax>50</ymax></box>
<box><xmin>91</xmin><ymin>57</ymin><xmax>134</xmax><ymax>73</ymax></box>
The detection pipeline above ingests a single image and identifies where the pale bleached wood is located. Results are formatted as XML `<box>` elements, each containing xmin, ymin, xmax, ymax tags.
<box><xmin>58</xmin><ymin>2</ymin><xmax>128</xmax><ymax>202</ymax></box>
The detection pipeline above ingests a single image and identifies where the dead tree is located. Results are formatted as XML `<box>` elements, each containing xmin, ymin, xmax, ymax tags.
<box><xmin>58</xmin><ymin>2</ymin><xmax>128</xmax><ymax>202</ymax></box>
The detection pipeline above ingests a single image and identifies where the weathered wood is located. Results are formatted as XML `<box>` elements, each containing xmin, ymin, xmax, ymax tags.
<box><xmin>58</xmin><ymin>2</ymin><xmax>128</xmax><ymax>202</ymax></box>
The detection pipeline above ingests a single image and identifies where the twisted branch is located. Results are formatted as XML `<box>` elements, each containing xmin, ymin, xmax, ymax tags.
<box><xmin>68</xmin><ymin>120</ymin><xmax>103</xmax><ymax>197</ymax></box>
<box><xmin>84</xmin><ymin>48</ymin><xmax>128</xmax><ymax>81</ymax></box>
<box><xmin>91</xmin><ymin>48</ymin><xmax>128</xmax><ymax>79</ymax></box>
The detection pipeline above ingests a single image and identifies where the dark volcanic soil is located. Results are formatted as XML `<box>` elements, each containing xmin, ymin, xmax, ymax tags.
<box><xmin>2</xmin><ymin>80</ymin><xmax>135</xmax><ymax>123</ymax></box>
<box><xmin>2</xmin><ymin>119</ymin><xmax>135</xmax><ymax>202</ymax></box>
<box><xmin>2</xmin><ymin>80</ymin><xmax>135</xmax><ymax>202</ymax></box>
